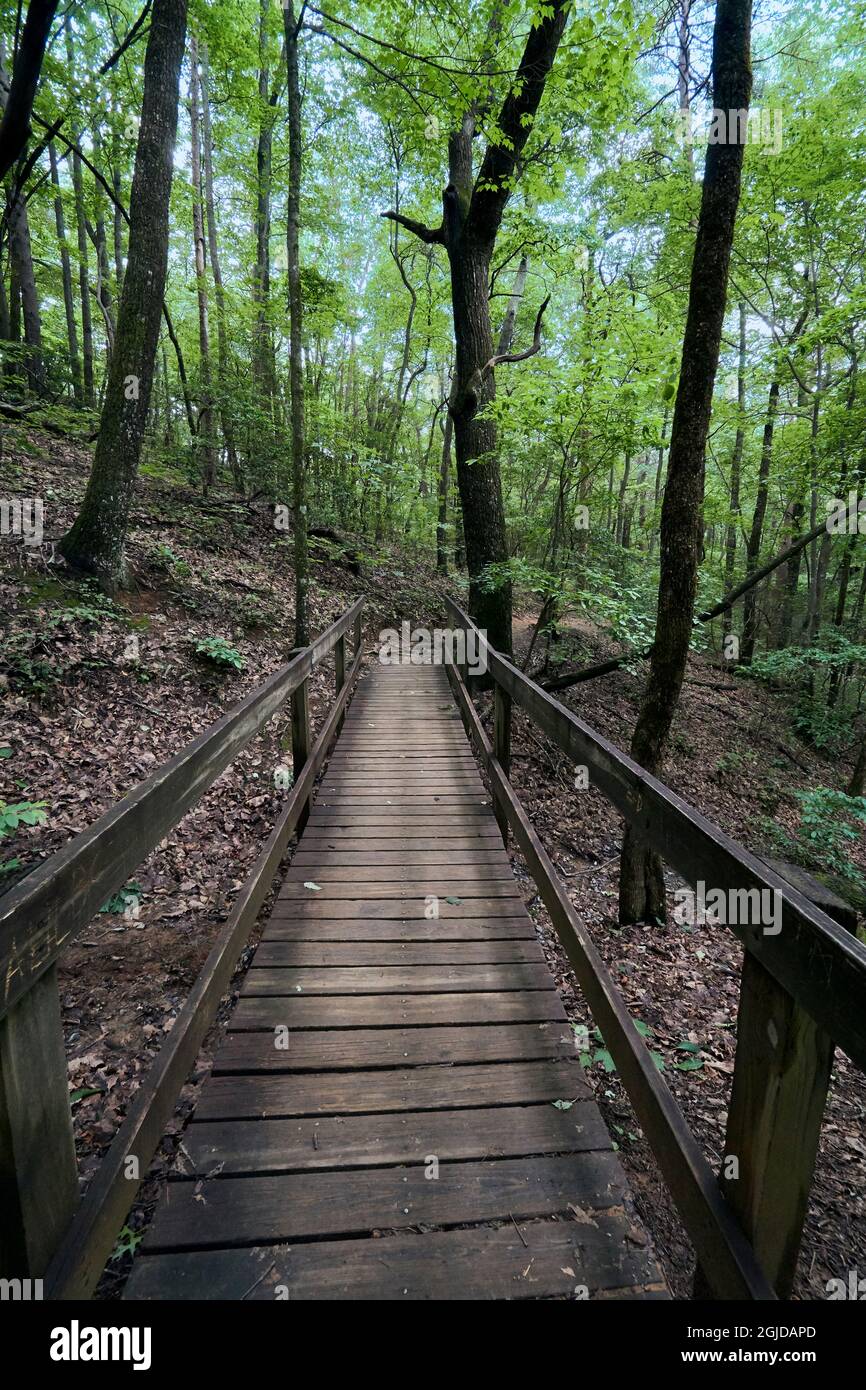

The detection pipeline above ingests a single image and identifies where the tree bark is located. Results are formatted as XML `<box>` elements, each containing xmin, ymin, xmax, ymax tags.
<box><xmin>60</xmin><ymin>0</ymin><xmax>187</xmax><ymax>583</ymax></box>
<box><xmin>284</xmin><ymin>0</ymin><xmax>308</xmax><ymax>647</ymax></box>
<box><xmin>200</xmin><ymin>42</ymin><xmax>242</xmax><ymax>492</ymax></box>
<box><xmin>740</xmin><ymin>379</ymin><xmax>779</xmax><ymax>662</ymax></box>
<box><xmin>48</xmin><ymin>140</ymin><xmax>83</xmax><ymax>402</ymax></box>
<box><xmin>0</xmin><ymin>0</ymin><xmax>58</xmax><ymax>181</ymax></box>
<box><xmin>188</xmin><ymin>32</ymin><xmax>216</xmax><ymax>491</ymax></box>
<box><xmin>724</xmin><ymin>299</ymin><xmax>746</xmax><ymax>589</ymax></box>
<box><xmin>383</xmin><ymin>0</ymin><xmax>570</xmax><ymax>653</ymax></box>
<box><xmin>619</xmin><ymin>0</ymin><xmax>753</xmax><ymax>925</ymax></box>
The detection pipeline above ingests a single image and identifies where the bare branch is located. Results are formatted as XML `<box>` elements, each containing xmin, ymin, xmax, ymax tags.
<box><xmin>484</xmin><ymin>294</ymin><xmax>550</xmax><ymax>372</ymax></box>
<box><xmin>380</xmin><ymin>209</ymin><xmax>444</xmax><ymax>245</ymax></box>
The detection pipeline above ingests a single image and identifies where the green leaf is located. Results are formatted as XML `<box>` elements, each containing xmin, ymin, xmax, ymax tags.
<box><xmin>552</xmin><ymin>1098</ymin><xmax>576</xmax><ymax>1110</ymax></box>
<box><xmin>69</xmin><ymin>1087</ymin><xmax>101</xmax><ymax>1105</ymax></box>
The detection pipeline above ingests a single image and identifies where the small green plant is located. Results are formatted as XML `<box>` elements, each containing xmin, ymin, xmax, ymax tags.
<box><xmin>193</xmin><ymin>636</ymin><xmax>245</xmax><ymax>672</ymax></box>
<box><xmin>154</xmin><ymin>543</ymin><xmax>191</xmax><ymax>578</ymax></box>
<box><xmin>794</xmin><ymin>788</ymin><xmax>866</xmax><ymax>882</ymax></box>
<box><xmin>0</xmin><ymin>799</ymin><xmax>48</xmax><ymax>836</ymax></box>
<box><xmin>99</xmin><ymin>881</ymin><xmax>143</xmax><ymax>914</ymax></box>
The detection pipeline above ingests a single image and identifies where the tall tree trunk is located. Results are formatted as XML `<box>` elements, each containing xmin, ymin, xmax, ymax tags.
<box><xmin>284</xmin><ymin>0</ymin><xmax>308</xmax><ymax>647</ymax></box>
<box><xmin>48</xmin><ymin>140</ymin><xmax>82</xmax><ymax>402</ymax></box>
<box><xmin>384</xmin><ymin>0</ymin><xmax>569</xmax><ymax>654</ymax></box>
<box><xmin>740</xmin><ymin>379</ymin><xmax>780</xmax><ymax>662</ymax></box>
<box><xmin>188</xmin><ymin>32</ymin><xmax>215</xmax><ymax>492</ymax></box>
<box><xmin>200</xmin><ymin>42</ymin><xmax>242</xmax><ymax>492</ymax></box>
<box><xmin>724</xmin><ymin>299</ymin><xmax>746</xmax><ymax>590</ymax></box>
<box><xmin>619</xmin><ymin>0</ymin><xmax>753</xmax><ymax>925</ymax></box>
<box><xmin>60</xmin><ymin>0</ymin><xmax>187</xmax><ymax>583</ymax></box>
<box><xmin>5</xmin><ymin>179</ymin><xmax>42</xmax><ymax>391</ymax></box>
<box><xmin>253</xmin><ymin>0</ymin><xmax>277</xmax><ymax>422</ymax></box>
<box><xmin>437</xmin><ymin>369</ymin><xmax>453</xmax><ymax>575</ymax></box>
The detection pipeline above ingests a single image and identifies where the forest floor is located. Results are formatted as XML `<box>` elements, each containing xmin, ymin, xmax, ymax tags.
<box><xmin>1</xmin><ymin>425</ymin><xmax>864</xmax><ymax>1300</ymax></box>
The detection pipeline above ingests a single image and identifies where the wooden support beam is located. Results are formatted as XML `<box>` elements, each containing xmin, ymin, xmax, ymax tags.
<box><xmin>291</xmin><ymin>675</ymin><xmax>312</xmax><ymax>834</ymax></box>
<box><xmin>493</xmin><ymin>684</ymin><xmax>512</xmax><ymax>846</ymax></box>
<box><xmin>714</xmin><ymin>891</ymin><xmax>856</xmax><ymax>1298</ymax></box>
<box><xmin>335</xmin><ymin>633</ymin><xmax>346</xmax><ymax>736</ymax></box>
<box><xmin>0</xmin><ymin>967</ymin><xmax>77</xmax><ymax>1278</ymax></box>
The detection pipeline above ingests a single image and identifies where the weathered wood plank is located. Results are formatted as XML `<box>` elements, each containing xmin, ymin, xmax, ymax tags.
<box><xmin>142</xmin><ymin>1153</ymin><xmax>628</xmax><ymax>1251</ymax></box>
<box><xmin>230</xmin><ymin>990</ymin><xmax>568</xmax><ymax>1030</ymax></box>
<box><xmin>263</xmin><ymin>919</ymin><xmax>536</xmax><ymax>941</ymax></box>
<box><xmin>268</xmin><ymin>895</ymin><xmax>527</xmax><ymax>918</ymax></box>
<box><xmin>194</xmin><ymin>1058</ymin><xmax>588</xmax><ymax>1121</ymax></box>
<box><xmin>126</xmin><ymin>1216</ymin><xmax>663</xmax><ymax>1300</ymax></box>
<box><xmin>242</xmin><ymin>963</ymin><xmax>554</xmax><ymax>995</ymax></box>
<box><xmin>254</xmin><ymin>940</ymin><xmax>545</xmax><ymax>967</ymax></box>
<box><xmin>213</xmin><ymin>1022</ymin><xmax>574</xmax><ymax>1072</ymax></box>
<box><xmin>177</xmin><ymin>1100</ymin><xmax>605</xmax><ymax>1173</ymax></box>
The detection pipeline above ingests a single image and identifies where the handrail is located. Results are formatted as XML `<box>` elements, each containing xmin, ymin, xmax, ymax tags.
<box><xmin>444</xmin><ymin>653</ymin><xmax>775</xmax><ymax>1300</ymax></box>
<box><xmin>444</xmin><ymin>596</ymin><xmax>866</xmax><ymax>1070</ymax></box>
<box><xmin>44</xmin><ymin>625</ymin><xmax>366</xmax><ymax>1299</ymax></box>
<box><xmin>0</xmin><ymin>596</ymin><xmax>365</xmax><ymax>1021</ymax></box>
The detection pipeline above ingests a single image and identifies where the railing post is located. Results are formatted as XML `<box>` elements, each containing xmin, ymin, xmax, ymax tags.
<box><xmin>703</xmin><ymin>895</ymin><xmax>855</xmax><ymax>1298</ymax></box>
<box><xmin>0</xmin><ymin>966</ymin><xmax>78</xmax><ymax>1278</ymax></box>
<box><xmin>335</xmin><ymin>632</ymin><xmax>347</xmax><ymax>734</ymax></box>
<box><xmin>353</xmin><ymin>611</ymin><xmax>362</xmax><ymax>659</ymax></box>
<box><xmin>291</xmin><ymin>674</ymin><xmax>312</xmax><ymax>834</ymax></box>
<box><xmin>493</xmin><ymin>681</ymin><xmax>512</xmax><ymax>846</ymax></box>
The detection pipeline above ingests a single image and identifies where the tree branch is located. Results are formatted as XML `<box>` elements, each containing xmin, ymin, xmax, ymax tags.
<box><xmin>0</xmin><ymin>0</ymin><xmax>58</xmax><ymax>182</ymax></box>
<box><xmin>484</xmin><ymin>293</ymin><xmax>549</xmax><ymax>372</ymax></box>
<box><xmin>380</xmin><ymin>209</ymin><xmax>444</xmax><ymax>245</ymax></box>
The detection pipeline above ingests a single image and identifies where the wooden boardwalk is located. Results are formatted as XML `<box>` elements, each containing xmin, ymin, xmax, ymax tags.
<box><xmin>125</xmin><ymin>663</ymin><xmax>665</xmax><ymax>1300</ymax></box>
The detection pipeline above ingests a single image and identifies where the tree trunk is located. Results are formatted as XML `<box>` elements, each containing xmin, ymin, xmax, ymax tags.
<box><xmin>437</xmin><ymin>374</ymin><xmax>453</xmax><ymax>575</ymax></box>
<box><xmin>740</xmin><ymin>379</ymin><xmax>780</xmax><ymax>662</ymax></box>
<box><xmin>384</xmin><ymin>0</ymin><xmax>569</xmax><ymax>655</ymax></box>
<box><xmin>619</xmin><ymin>0</ymin><xmax>753</xmax><ymax>925</ymax></box>
<box><xmin>188</xmin><ymin>32</ymin><xmax>215</xmax><ymax>491</ymax></box>
<box><xmin>60</xmin><ymin>0</ymin><xmax>187</xmax><ymax>583</ymax></box>
<box><xmin>253</xmin><ymin>0</ymin><xmax>277</xmax><ymax>422</ymax></box>
<box><xmin>48</xmin><ymin>140</ymin><xmax>82</xmax><ymax>402</ymax></box>
<box><xmin>284</xmin><ymin>0</ymin><xmax>308</xmax><ymax>647</ymax></box>
<box><xmin>724</xmin><ymin>299</ymin><xmax>746</xmax><ymax>589</ymax></box>
<box><xmin>200</xmin><ymin>42</ymin><xmax>242</xmax><ymax>492</ymax></box>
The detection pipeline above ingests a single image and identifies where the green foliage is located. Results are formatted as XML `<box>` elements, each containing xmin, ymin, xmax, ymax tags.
<box><xmin>764</xmin><ymin>789</ymin><xmax>866</xmax><ymax>885</ymax></box>
<box><xmin>0</xmin><ymin>800</ymin><xmax>48</xmax><ymax>836</ymax></box>
<box><xmin>193</xmin><ymin>636</ymin><xmax>245</xmax><ymax>672</ymax></box>
<box><xmin>99</xmin><ymin>882</ymin><xmax>143</xmax><ymax>915</ymax></box>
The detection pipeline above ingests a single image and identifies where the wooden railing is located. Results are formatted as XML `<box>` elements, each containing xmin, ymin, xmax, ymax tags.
<box><xmin>444</xmin><ymin>596</ymin><xmax>866</xmax><ymax>1301</ymax></box>
<box><xmin>0</xmin><ymin>598</ymin><xmax>364</xmax><ymax>1297</ymax></box>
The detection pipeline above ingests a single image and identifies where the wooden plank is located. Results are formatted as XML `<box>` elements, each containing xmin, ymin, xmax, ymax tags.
<box><xmin>276</xmin><ymin>881</ymin><xmax>521</xmax><ymax>898</ymax></box>
<box><xmin>194</xmin><ymin>1059</ymin><xmax>588</xmax><ymax>1121</ymax></box>
<box><xmin>268</xmin><ymin>896</ymin><xmax>527</xmax><ymax>918</ymax></box>
<box><xmin>297</xmin><ymin>836</ymin><xmax>502</xmax><ymax>850</ymax></box>
<box><xmin>42</xmin><ymin>632</ymin><xmax>367</xmax><ymax>1300</ymax></box>
<box><xmin>445</xmin><ymin>643</ymin><xmax>775</xmax><ymax>1302</ymax></box>
<box><xmin>445</xmin><ymin>596</ymin><xmax>866</xmax><ymax>1073</ymax></box>
<box><xmin>177</xmin><ymin>1100</ymin><xmax>606</xmax><ymax>1173</ymax></box>
<box><xmin>126</xmin><ymin>1215</ymin><xmax>663</xmax><ymax>1300</ymax></box>
<box><xmin>230</xmin><ymin>990</ymin><xmax>567</xmax><ymax>1030</ymax></box>
<box><xmin>0</xmin><ymin>597</ymin><xmax>365</xmax><ymax>1020</ymax></box>
<box><xmin>284</xmin><ymin>850</ymin><xmax>514</xmax><ymax>872</ymax></box>
<box><xmin>253</xmin><ymin>941</ymin><xmax>545</xmax><ymax>967</ymax></box>
<box><xmin>241</xmin><ymin>963</ymin><xmax>555</xmax><ymax>995</ymax></box>
<box><xmin>142</xmin><ymin>1153</ymin><xmax>629</xmax><ymax>1251</ymax></box>
<box><xmin>0</xmin><ymin>966</ymin><xmax>78</xmax><ymax>1277</ymax></box>
<box><xmin>213</xmin><ymin>1022</ymin><xmax>575</xmax><ymax>1072</ymax></box>
<box><xmin>263</xmin><ymin>919</ymin><xmax>536</xmax><ymax>941</ymax></box>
